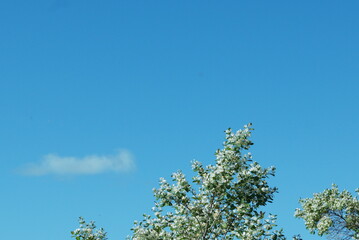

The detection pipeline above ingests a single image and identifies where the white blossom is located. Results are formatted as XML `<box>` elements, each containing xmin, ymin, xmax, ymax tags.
<box><xmin>295</xmin><ymin>184</ymin><xmax>359</xmax><ymax>240</ymax></box>
<box><xmin>71</xmin><ymin>217</ymin><xmax>108</xmax><ymax>240</ymax></box>
<box><xmin>128</xmin><ymin>124</ymin><xmax>285</xmax><ymax>240</ymax></box>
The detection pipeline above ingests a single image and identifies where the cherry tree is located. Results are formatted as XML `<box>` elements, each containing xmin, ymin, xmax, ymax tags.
<box><xmin>71</xmin><ymin>217</ymin><xmax>108</xmax><ymax>240</ymax></box>
<box><xmin>295</xmin><ymin>185</ymin><xmax>359</xmax><ymax>240</ymax></box>
<box><xmin>128</xmin><ymin>124</ymin><xmax>285</xmax><ymax>240</ymax></box>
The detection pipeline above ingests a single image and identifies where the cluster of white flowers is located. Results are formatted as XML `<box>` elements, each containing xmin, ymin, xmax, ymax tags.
<box><xmin>71</xmin><ymin>217</ymin><xmax>108</xmax><ymax>240</ymax></box>
<box><xmin>295</xmin><ymin>184</ymin><xmax>359</xmax><ymax>240</ymax></box>
<box><xmin>128</xmin><ymin>124</ymin><xmax>285</xmax><ymax>240</ymax></box>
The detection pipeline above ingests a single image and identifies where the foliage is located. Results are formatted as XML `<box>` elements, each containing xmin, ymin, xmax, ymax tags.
<box><xmin>71</xmin><ymin>217</ymin><xmax>108</xmax><ymax>240</ymax></box>
<box><xmin>295</xmin><ymin>185</ymin><xmax>359</xmax><ymax>240</ymax></box>
<box><xmin>292</xmin><ymin>234</ymin><xmax>302</xmax><ymax>240</ymax></box>
<box><xmin>128</xmin><ymin>124</ymin><xmax>285</xmax><ymax>240</ymax></box>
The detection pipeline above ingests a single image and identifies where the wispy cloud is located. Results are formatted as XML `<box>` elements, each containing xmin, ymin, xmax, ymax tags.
<box><xmin>19</xmin><ymin>150</ymin><xmax>135</xmax><ymax>176</ymax></box>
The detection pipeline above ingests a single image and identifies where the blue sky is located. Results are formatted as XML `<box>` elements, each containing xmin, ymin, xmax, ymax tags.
<box><xmin>1</xmin><ymin>0</ymin><xmax>358</xmax><ymax>239</ymax></box>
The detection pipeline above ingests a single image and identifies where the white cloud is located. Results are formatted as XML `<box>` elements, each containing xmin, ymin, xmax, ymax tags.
<box><xmin>19</xmin><ymin>150</ymin><xmax>135</xmax><ymax>176</ymax></box>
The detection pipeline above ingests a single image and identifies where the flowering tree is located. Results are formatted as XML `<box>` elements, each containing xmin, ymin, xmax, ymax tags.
<box><xmin>128</xmin><ymin>124</ymin><xmax>285</xmax><ymax>240</ymax></box>
<box><xmin>295</xmin><ymin>185</ymin><xmax>359</xmax><ymax>240</ymax></box>
<box><xmin>71</xmin><ymin>217</ymin><xmax>108</xmax><ymax>240</ymax></box>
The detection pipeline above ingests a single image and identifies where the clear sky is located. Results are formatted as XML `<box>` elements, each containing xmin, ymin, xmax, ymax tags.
<box><xmin>1</xmin><ymin>1</ymin><xmax>358</xmax><ymax>239</ymax></box>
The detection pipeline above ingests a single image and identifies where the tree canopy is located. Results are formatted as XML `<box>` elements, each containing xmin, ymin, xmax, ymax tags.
<box><xmin>71</xmin><ymin>217</ymin><xmax>108</xmax><ymax>240</ymax></box>
<box><xmin>70</xmin><ymin>125</ymin><xmax>359</xmax><ymax>240</ymax></box>
<box><xmin>128</xmin><ymin>124</ymin><xmax>285</xmax><ymax>240</ymax></box>
<box><xmin>295</xmin><ymin>185</ymin><xmax>359</xmax><ymax>240</ymax></box>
